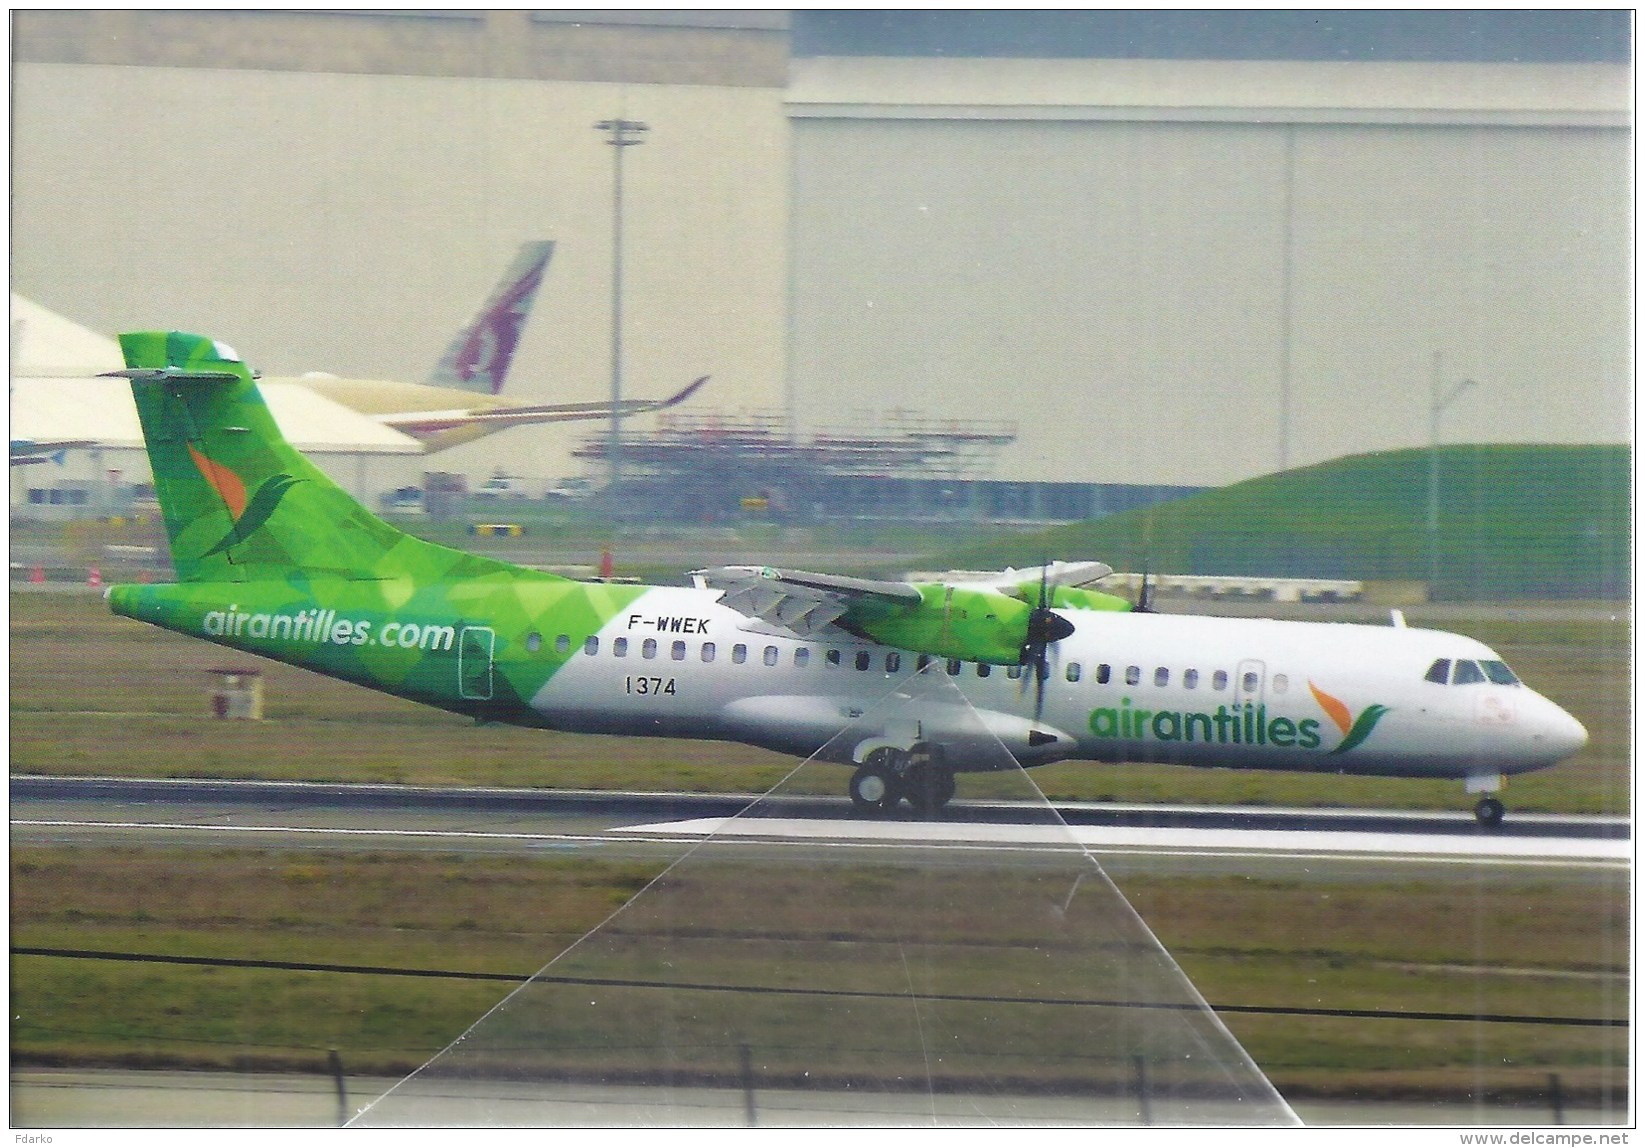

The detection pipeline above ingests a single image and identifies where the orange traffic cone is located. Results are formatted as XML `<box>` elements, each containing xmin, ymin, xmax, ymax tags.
<box><xmin>87</xmin><ymin>567</ymin><xmax>102</xmax><ymax>588</ymax></box>
<box><xmin>599</xmin><ymin>547</ymin><xmax>614</xmax><ymax>580</ymax></box>
<box><xmin>29</xmin><ymin>565</ymin><xmax>44</xmax><ymax>584</ymax></box>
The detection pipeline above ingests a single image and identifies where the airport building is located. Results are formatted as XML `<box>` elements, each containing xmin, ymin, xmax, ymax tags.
<box><xmin>10</xmin><ymin>11</ymin><xmax>1630</xmax><ymax>517</ymax></box>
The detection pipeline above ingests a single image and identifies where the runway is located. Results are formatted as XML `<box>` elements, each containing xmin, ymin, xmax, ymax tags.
<box><xmin>10</xmin><ymin>774</ymin><xmax>1627</xmax><ymax>873</ymax></box>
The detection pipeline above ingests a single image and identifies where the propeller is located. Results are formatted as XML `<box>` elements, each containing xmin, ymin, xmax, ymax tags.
<box><xmin>1134</xmin><ymin>563</ymin><xmax>1157</xmax><ymax>613</ymax></box>
<box><xmin>1019</xmin><ymin>563</ymin><xmax>1075</xmax><ymax>722</ymax></box>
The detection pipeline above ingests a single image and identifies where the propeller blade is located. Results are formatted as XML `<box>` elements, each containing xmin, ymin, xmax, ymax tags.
<box><xmin>1018</xmin><ymin>559</ymin><xmax>1074</xmax><ymax>723</ymax></box>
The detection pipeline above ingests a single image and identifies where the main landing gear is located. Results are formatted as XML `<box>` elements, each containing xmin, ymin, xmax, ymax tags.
<box><xmin>848</xmin><ymin>745</ymin><xmax>956</xmax><ymax>818</ymax></box>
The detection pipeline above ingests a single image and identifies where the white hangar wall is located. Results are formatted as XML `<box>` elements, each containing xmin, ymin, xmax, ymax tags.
<box><xmin>785</xmin><ymin>59</ymin><xmax>1631</xmax><ymax>486</ymax></box>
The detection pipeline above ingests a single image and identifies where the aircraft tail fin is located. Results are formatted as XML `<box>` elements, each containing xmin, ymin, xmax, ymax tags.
<box><xmin>110</xmin><ymin>331</ymin><xmax>507</xmax><ymax>584</ymax></box>
<box><xmin>427</xmin><ymin>240</ymin><xmax>555</xmax><ymax>396</ymax></box>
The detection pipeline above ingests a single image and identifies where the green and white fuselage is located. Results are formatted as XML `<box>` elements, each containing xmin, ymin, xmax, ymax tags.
<box><xmin>104</xmin><ymin>332</ymin><xmax>1587</xmax><ymax>824</ymax></box>
<box><xmin>110</xmin><ymin>575</ymin><xmax>1585</xmax><ymax>777</ymax></box>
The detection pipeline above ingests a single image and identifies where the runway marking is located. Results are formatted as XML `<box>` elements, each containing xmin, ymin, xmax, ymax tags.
<box><xmin>19</xmin><ymin>814</ymin><xmax>1621</xmax><ymax>869</ymax></box>
<box><xmin>612</xmin><ymin>816</ymin><xmax>1631</xmax><ymax>867</ymax></box>
<box><xmin>10</xmin><ymin>819</ymin><xmax>621</xmax><ymax>847</ymax></box>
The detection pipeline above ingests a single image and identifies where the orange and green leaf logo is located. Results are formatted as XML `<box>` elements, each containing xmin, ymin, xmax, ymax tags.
<box><xmin>1309</xmin><ymin>681</ymin><xmax>1391</xmax><ymax>754</ymax></box>
<box><xmin>188</xmin><ymin>445</ymin><xmax>301</xmax><ymax>557</ymax></box>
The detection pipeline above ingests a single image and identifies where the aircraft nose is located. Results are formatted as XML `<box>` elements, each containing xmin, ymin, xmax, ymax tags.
<box><xmin>1536</xmin><ymin>701</ymin><xmax>1588</xmax><ymax>762</ymax></box>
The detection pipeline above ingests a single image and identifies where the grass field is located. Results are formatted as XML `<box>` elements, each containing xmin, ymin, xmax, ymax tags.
<box><xmin>8</xmin><ymin>588</ymin><xmax>1631</xmax><ymax>1108</ymax></box>
<box><xmin>10</xmin><ymin>845</ymin><xmax>1629</xmax><ymax>1103</ymax></box>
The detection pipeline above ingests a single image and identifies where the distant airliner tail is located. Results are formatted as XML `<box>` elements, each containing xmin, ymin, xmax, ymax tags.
<box><xmin>427</xmin><ymin>240</ymin><xmax>555</xmax><ymax>396</ymax></box>
<box><xmin>109</xmin><ymin>331</ymin><xmax>513</xmax><ymax>585</ymax></box>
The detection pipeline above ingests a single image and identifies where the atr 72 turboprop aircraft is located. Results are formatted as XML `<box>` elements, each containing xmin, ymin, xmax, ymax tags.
<box><xmin>104</xmin><ymin>333</ymin><xmax>1588</xmax><ymax>826</ymax></box>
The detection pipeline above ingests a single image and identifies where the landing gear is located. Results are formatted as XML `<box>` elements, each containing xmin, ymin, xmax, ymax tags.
<box><xmin>848</xmin><ymin>745</ymin><xmax>957</xmax><ymax>817</ymax></box>
<box><xmin>1474</xmin><ymin>795</ymin><xmax>1506</xmax><ymax>828</ymax></box>
<box><xmin>902</xmin><ymin>759</ymin><xmax>957</xmax><ymax>818</ymax></box>
<box><xmin>849</xmin><ymin>751</ymin><xmax>903</xmax><ymax>815</ymax></box>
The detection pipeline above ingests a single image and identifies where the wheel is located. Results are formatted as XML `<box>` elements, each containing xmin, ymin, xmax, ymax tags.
<box><xmin>849</xmin><ymin>759</ymin><xmax>902</xmax><ymax>815</ymax></box>
<box><xmin>1474</xmin><ymin>796</ymin><xmax>1505</xmax><ymax>828</ymax></box>
<box><xmin>902</xmin><ymin>761</ymin><xmax>956</xmax><ymax>817</ymax></box>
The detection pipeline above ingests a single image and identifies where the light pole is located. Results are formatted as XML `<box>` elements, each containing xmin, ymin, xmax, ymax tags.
<box><xmin>1426</xmin><ymin>350</ymin><xmax>1476</xmax><ymax>593</ymax></box>
<box><xmin>595</xmin><ymin>117</ymin><xmax>648</xmax><ymax>497</ymax></box>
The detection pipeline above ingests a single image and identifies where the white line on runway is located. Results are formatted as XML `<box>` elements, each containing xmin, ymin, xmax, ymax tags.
<box><xmin>610</xmin><ymin>816</ymin><xmax>1630</xmax><ymax>867</ymax></box>
<box><xmin>11</xmin><ymin>816</ymin><xmax>1627</xmax><ymax>868</ymax></box>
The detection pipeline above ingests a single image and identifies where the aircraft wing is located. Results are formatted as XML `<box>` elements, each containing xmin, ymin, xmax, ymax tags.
<box><xmin>693</xmin><ymin>564</ymin><xmax>923</xmax><ymax>639</ymax></box>
<box><xmin>373</xmin><ymin>376</ymin><xmax>710</xmax><ymax>452</ymax></box>
<box><xmin>937</xmin><ymin>560</ymin><xmax>1115</xmax><ymax>595</ymax></box>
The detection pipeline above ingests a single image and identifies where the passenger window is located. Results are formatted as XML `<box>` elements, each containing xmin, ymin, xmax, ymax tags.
<box><xmin>855</xmin><ymin>651</ymin><xmax>871</xmax><ymax>671</ymax></box>
<box><xmin>1096</xmin><ymin>664</ymin><xmax>1111</xmax><ymax>685</ymax></box>
<box><xmin>671</xmin><ymin>640</ymin><xmax>686</xmax><ymax>661</ymax></box>
<box><xmin>947</xmin><ymin>659</ymin><xmax>962</xmax><ymax>676</ymax></box>
<box><xmin>1425</xmin><ymin>659</ymin><xmax>1451</xmax><ymax>685</ymax></box>
<box><xmin>583</xmin><ymin>636</ymin><xmax>599</xmax><ymax>656</ymax></box>
<box><xmin>826</xmin><ymin>649</ymin><xmax>841</xmax><ymax>667</ymax></box>
<box><xmin>885</xmin><ymin>652</ymin><xmax>901</xmax><ymax>674</ymax></box>
<box><xmin>1272</xmin><ymin>674</ymin><xmax>1289</xmax><ymax>694</ymax></box>
<box><xmin>1066</xmin><ymin>663</ymin><xmax>1082</xmax><ymax>683</ymax></box>
<box><xmin>1184</xmin><ymin>668</ymin><xmax>1199</xmax><ymax>689</ymax></box>
<box><xmin>1453</xmin><ymin>659</ymin><xmax>1486</xmax><ymax>685</ymax></box>
<box><xmin>555</xmin><ymin>634</ymin><xmax>571</xmax><ymax>655</ymax></box>
<box><xmin>1125</xmin><ymin>666</ymin><xmax>1141</xmax><ymax>686</ymax></box>
<box><xmin>764</xmin><ymin>646</ymin><xmax>780</xmax><ymax>667</ymax></box>
<box><xmin>1482</xmin><ymin>660</ymin><xmax>1520</xmax><ymax>685</ymax></box>
<box><xmin>1006</xmin><ymin>665</ymin><xmax>1024</xmax><ymax>680</ymax></box>
<box><xmin>795</xmin><ymin>648</ymin><xmax>810</xmax><ymax>668</ymax></box>
<box><xmin>732</xmin><ymin>643</ymin><xmax>748</xmax><ymax>665</ymax></box>
<box><xmin>1154</xmin><ymin>667</ymin><xmax>1170</xmax><ymax>687</ymax></box>
<box><xmin>1242</xmin><ymin>671</ymin><xmax>1260</xmax><ymax>693</ymax></box>
<box><xmin>701</xmin><ymin>642</ymin><xmax>715</xmax><ymax>663</ymax></box>
<box><xmin>525</xmin><ymin>632</ymin><xmax>542</xmax><ymax>653</ymax></box>
<box><xmin>976</xmin><ymin>663</ymin><xmax>992</xmax><ymax>678</ymax></box>
<box><xmin>1212</xmin><ymin>670</ymin><xmax>1228</xmax><ymax>690</ymax></box>
<box><xmin>642</xmin><ymin>638</ymin><xmax>657</xmax><ymax>659</ymax></box>
<box><xmin>613</xmin><ymin>636</ymin><xmax>628</xmax><ymax>658</ymax></box>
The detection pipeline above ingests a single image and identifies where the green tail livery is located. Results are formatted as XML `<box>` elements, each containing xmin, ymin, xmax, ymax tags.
<box><xmin>106</xmin><ymin>332</ymin><xmax>1587</xmax><ymax>826</ymax></box>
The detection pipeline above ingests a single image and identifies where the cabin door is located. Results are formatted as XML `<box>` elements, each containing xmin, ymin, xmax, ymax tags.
<box><xmin>459</xmin><ymin>626</ymin><xmax>495</xmax><ymax>701</ymax></box>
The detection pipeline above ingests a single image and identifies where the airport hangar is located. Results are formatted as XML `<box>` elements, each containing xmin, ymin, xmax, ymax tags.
<box><xmin>10</xmin><ymin>11</ymin><xmax>1631</xmax><ymax>510</ymax></box>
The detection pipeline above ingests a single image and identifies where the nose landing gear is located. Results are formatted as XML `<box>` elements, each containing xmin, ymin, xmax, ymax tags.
<box><xmin>1474</xmin><ymin>795</ymin><xmax>1505</xmax><ymax>828</ymax></box>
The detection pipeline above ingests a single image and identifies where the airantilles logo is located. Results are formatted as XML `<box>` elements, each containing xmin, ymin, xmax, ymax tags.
<box><xmin>1087</xmin><ymin>681</ymin><xmax>1390</xmax><ymax>753</ymax></box>
<box><xmin>188</xmin><ymin>444</ymin><xmax>302</xmax><ymax>557</ymax></box>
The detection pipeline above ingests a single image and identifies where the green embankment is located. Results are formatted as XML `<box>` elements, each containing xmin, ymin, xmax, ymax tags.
<box><xmin>935</xmin><ymin>444</ymin><xmax>1630</xmax><ymax>601</ymax></box>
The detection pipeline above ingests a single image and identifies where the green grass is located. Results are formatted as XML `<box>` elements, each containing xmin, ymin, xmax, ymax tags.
<box><xmin>10</xmin><ymin>847</ymin><xmax>1628</xmax><ymax>1101</ymax></box>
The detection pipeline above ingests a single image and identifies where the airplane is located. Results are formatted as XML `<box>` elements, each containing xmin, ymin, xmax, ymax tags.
<box><xmin>286</xmin><ymin>240</ymin><xmax>707</xmax><ymax>452</ymax></box>
<box><xmin>102</xmin><ymin>332</ymin><xmax>1588</xmax><ymax>828</ymax></box>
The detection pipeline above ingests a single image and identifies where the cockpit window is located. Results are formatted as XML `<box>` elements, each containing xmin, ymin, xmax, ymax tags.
<box><xmin>1481</xmin><ymin>659</ymin><xmax>1520</xmax><ymax>685</ymax></box>
<box><xmin>1424</xmin><ymin>659</ymin><xmax>1451</xmax><ymax>684</ymax></box>
<box><xmin>1452</xmin><ymin>659</ymin><xmax>1486</xmax><ymax>685</ymax></box>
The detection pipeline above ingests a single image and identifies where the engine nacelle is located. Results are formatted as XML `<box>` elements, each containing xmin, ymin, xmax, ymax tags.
<box><xmin>849</xmin><ymin>584</ymin><xmax>1038</xmax><ymax>665</ymax></box>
